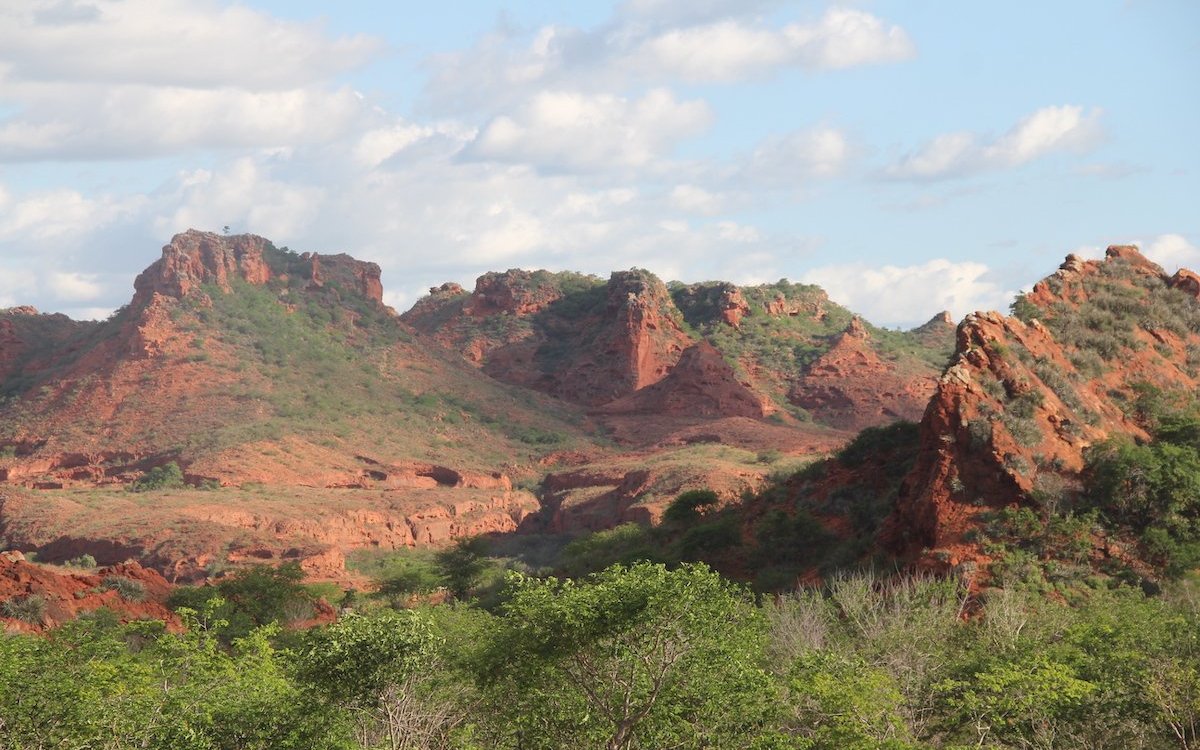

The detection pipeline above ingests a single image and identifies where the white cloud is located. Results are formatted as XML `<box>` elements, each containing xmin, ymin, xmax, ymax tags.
<box><xmin>783</xmin><ymin>8</ymin><xmax>916</xmax><ymax>70</ymax></box>
<box><xmin>617</xmin><ymin>0</ymin><xmax>780</xmax><ymax>26</ymax></box>
<box><xmin>802</xmin><ymin>259</ymin><xmax>1014</xmax><ymax>327</ymax></box>
<box><xmin>886</xmin><ymin>105</ymin><xmax>1104</xmax><ymax>181</ymax></box>
<box><xmin>152</xmin><ymin>158</ymin><xmax>326</xmax><ymax>241</ymax></box>
<box><xmin>0</xmin><ymin>0</ymin><xmax>384</xmax><ymax>162</ymax></box>
<box><xmin>641</xmin><ymin>22</ymin><xmax>794</xmax><ymax>81</ymax></box>
<box><xmin>468</xmin><ymin>88</ymin><xmax>712</xmax><ymax>170</ymax></box>
<box><xmin>0</xmin><ymin>185</ymin><xmax>142</xmax><ymax>240</ymax></box>
<box><xmin>745</xmin><ymin>125</ymin><xmax>851</xmax><ymax>184</ymax></box>
<box><xmin>423</xmin><ymin>7</ymin><xmax>914</xmax><ymax>113</ymax></box>
<box><xmin>0</xmin><ymin>268</ymin><xmax>38</xmax><ymax>308</ymax></box>
<box><xmin>0</xmin><ymin>85</ymin><xmax>369</xmax><ymax>160</ymax></box>
<box><xmin>1142</xmin><ymin>233</ymin><xmax>1200</xmax><ymax>272</ymax></box>
<box><xmin>48</xmin><ymin>271</ymin><xmax>102</xmax><ymax>301</ymax></box>
<box><xmin>670</xmin><ymin>184</ymin><xmax>722</xmax><ymax>214</ymax></box>
<box><xmin>0</xmin><ymin>0</ymin><xmax>380</xmax><ymax>89</ymax></box>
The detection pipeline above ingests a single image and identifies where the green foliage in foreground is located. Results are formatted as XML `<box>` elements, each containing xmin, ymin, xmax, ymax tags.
<box><xmin>1085</xmin><ymin>386</ymin><xmax>1200</xmax><ymax>575</ymax></box>
<box><xmin>3</xmin><ymin>564</ymin><xmax>1200</xmax><ymax>749</ymax></box>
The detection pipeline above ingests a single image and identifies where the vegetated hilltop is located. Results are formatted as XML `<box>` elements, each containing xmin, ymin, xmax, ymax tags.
<box><xmin>876</xmin><ymin>246</ymin><xmax>1200</xmax><ymax>582</ymax></box>
<box><xmin>403</xmin><ymin>269</ymin><xmax>955</xmax><ymax>438</ymax></box>
<box><xmin>0</xmin><ymin>230</ymin><xmax>593</xmax><ymax>579</ymax></box>
<box><xmin>0</xmin><ymin>229</ymin><xmax>953</xmax><ymax>586</ymax></box>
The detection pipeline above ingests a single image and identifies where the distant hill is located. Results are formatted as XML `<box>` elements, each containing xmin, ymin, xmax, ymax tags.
<box><xmin>0</xmin><ymin>229</ymin><xmax>952</xmax><ymax>582</ymax></box>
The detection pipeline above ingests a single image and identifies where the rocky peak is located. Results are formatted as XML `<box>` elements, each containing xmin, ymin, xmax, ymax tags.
<box><xmin>593</xmin><ymin>340</ymin><xmax>768</xmax><ymax>418</ymax></box>
<box><xmin>2</xmin><ymin>306</ymin><xmax>39</xmax><ymax>316</ymax></box>
<box><xmin>841</xmin><ymin>316</ymin><xmax>869</xmax><ymax>341</ymax></box>
<box><xmin>131</xmin><ymin>230</ymin><xmax>386</xmax><ymax>309</ymax></box>
<box><xmin>1170</xmin><ymin>269</ymin><xmax>1200</xmax><ymax>299</ymax></box>
<box><xmin>466</xmin><ymin>270</ymin><xmax>571</xmax><ymax>317</ymax></box>
<box><xmin>882</xmin><ymin>245</ymin><xmax>1200</xmax><ymax>570</ymax></box>
<box><xmin>133</xmin><ymin>230</ymin><xmax>272</xmax><ymax>305</ymax></box>
<box><xmin>764</xmin><ymin>286</ymin><xmax>829</xmax><ymax>320</ymax></box>
<box><xmin>1105</xmin><ymin>243</ymin><xmax>1163</xmax><ymax>273</ymax></box>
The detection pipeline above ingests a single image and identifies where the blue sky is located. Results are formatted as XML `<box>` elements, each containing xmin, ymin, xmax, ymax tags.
<box><xmin>0</xmin><ymin>0</ymin><xmax>1196</xmax><ymax>326</ymax></box>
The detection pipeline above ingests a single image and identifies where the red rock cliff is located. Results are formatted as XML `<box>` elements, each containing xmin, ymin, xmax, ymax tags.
<box><xmin>882</xmin><ymin>246</ymin><xmax>1200</xmax><ymax>566</ymax></box>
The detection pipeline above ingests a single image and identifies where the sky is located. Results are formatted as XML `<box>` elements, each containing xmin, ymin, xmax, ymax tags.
<box><xmin>0</xmin><ymin>0</ymin><xmax>1197</xmax><ymax>327</ymax></box>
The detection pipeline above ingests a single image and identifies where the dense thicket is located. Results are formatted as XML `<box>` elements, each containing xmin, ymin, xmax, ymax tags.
<box><xmin>2</xmin><ymin>562</ymin><xmax>1198</xmax><ymax>750</ymax></box>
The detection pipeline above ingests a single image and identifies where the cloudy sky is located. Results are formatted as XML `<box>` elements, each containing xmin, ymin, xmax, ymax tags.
<box><xmin>0</xmin><ymin>0</ymin><xmax>1196</xmax><ymax>326</ymax></box>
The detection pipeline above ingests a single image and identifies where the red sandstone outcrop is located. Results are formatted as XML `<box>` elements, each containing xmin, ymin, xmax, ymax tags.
<box><xmin>789</xmin><ymin>317</ymin><xmax>938</xmax><ymax>431</ymax></box>
<box><xmin>466</xmin><ymin>270</ymin><xmax>568</xmax><ymax>317</ymax></box>
<box><xmin>594</xmin><ymin>341</ymin><xmax>769</xmax><ymax>418</ymax></box>
<box><xmin>133</xmin><ymin>230</ymin><xmax>385</xmax><ymax>307</ymax></box>
<box><xmin>0</xmin><ymin>554</ymin><xmax>177</xmax><ymax>632</ymax></box>
<box><xmin>1171</xmin><ymin>268</ymin><xmax>1200</xmax><ymax>299</ymax></box>
<box><xmin>765</xmin><ymin>290</ymin><xmax>828</xmax><ymax>319</ymax></box>
<box><xmin>881</xmin><ymin>245</ymin><xmax>1200</xmax><ymax>568</ymax></box>
<box><xmin>551</xmin><ymin>270</ymin><xmax>693</xmax><ymax>405</ymax></box>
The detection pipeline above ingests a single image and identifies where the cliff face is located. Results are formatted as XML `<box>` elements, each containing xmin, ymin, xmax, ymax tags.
<box><xmin>0</xmin><ymin>232</ymin><xmax>586</xmax><ymax>584</ymax></box>
<box><xmin>406</xmin><ymin>272</ymin><xmax>951</xmax><ymax>430</ymax></box>
<box><xmin>789</xmin><ymin>317</ymin><xmax>939</xmax><ymax>431</ymax></box>
<box><xmin>403</xmin><ymin>268</ymin><xmax>694</xmax><ymax>407</ymax></box>
<box><xmin>0</xmin><ymin>552</ymin><xmax>177</xmax><ymax>632</ymax></box>
<box><xmin>133</xmin><ymin>229</ymin><xmax>385</xmax><ymax>307</ymax></box>
<box><xmin>594</xmin><ymin>341</ymin><xmax>770</xmax><ymax>419</ymax></box>
<box><xmin>882</xmin><ymin>246</ymin><xmax>1200</xmax><ymax>567</ymax></box>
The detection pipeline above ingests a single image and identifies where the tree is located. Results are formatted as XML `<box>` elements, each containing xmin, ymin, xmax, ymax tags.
<box><xmin>476</xmin><ymin>561</ymin><xmax>775</xmax><ymax>750</ymax></box>
<box><xmin>298</xmin><ymin>609</ymin><xmax>462</xmax><ymax>750</ymax></box>
<box><xmin>434</xmin><ymin>536</ymin><xmax>491</xmax><ymax>601</ymax></box>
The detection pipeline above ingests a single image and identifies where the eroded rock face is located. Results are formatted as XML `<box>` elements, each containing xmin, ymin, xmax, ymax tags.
<box><xmin>1171</xmin><ymin>269</ymin><xmax>1200</xmax><ymax>299</ymax></box>
<box><xmin>132</xmin><ymin>230</ymin><xmax>385</xmax><ymax>307</ymax></box>
<box><xmin>133</xmin><ymin>230</ymin><xmax>273</xmax><ymax>304</ymax></box>
<box><xmin>0</xmin><ymin>555</ymin><xmax>177</xmax><ymax>632</ymax></box>
<box><xmin>552</xmin><ymin>271</ymin><xmax>693</xmax><ymax>405</ymax></box>
<box><xmin>466</xmin><ymin>270</ymin><xmax>566</xmax><ymax>317</ymax></box>
<box><xmin>789</xmin><ymin>317</ymin><xmax>937</xmax><ymax>431</ymax></box>
<box><xmin>881</xmin><ymin>246</ymin><xmax>1200</xmax><ymax>569</ymax></box>
<box><xmin>594</xmin><ymin>341</ymin><xmax>769</xmax><ymax>418</ymax></box>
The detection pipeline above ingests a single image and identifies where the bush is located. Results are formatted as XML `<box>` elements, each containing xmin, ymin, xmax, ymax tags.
<box><xmin>837</xmin><ymin>421</ymin><xmax>919</xmax><ymax>468</ymax></box>
<box><xmin>66</xmin><ymin>554</ymin><xmax>97</xmax><ymax>569</ymax></box>
<box><xmin>102</xmin><ymin>576</ymin><xmax>146</xmax><ymax>602</ymax></box>
<box><xmin>663</xmin><ymin>489</ymin><xmax>720</xmax><ymax>524</ymax></box>
<box><xmin>1</xmin><ymin>594</ymin><xmax>46</xmax><ymax>623</ymax></box>
<box><xmin>130</xmin><ymin>461</ymin><xmax>185</xmax><ymax>491</ymax></box>
<box><xmin>677</xmin><ymin>517</ymin><xmax>740</xmax><ymax>560</ymax></box>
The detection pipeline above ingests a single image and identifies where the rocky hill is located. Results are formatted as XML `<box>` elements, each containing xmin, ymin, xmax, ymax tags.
<box><xmin>0</xmin><ymin>231</ymin><xmax>589</xmax><ymax>579</ymax></box>
<box><xmin>876</xmin><ymin>246</ymin><xmax>1200</xmax><ymax>581</ymax></box>
<box><xmin>403</xmin><ymin>269</ymin><xmax>955</xmax><ymax>432</ymax></box>
<box><xmin>0</xmin><ymin>229</ymin><xmax>955</xmax><ymax>585</ymax></box>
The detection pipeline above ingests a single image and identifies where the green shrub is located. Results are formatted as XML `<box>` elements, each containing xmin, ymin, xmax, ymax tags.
<box><xmin>677</xmin><ymin>517</ymin><xmax>740</xmax><ymax>559</ymax></box>
<box><xmin>663</xmin><ymin>489</ymin><xmax>719</xmax><ymax>524</ymax></box>
<box><xmin>102</xmin><ymin>576</ymin><xmax>146</xmax><ymax>602</ymax></box>
<box><xmin>131</xmin><ymin>461</ymin><xmax>185</xmax><ymax>491</ymax></box>
<box><xmin>559</xmin><ymin>524</ymin><xmax>658</xmax><ymax>578</ymax></box>
<box><xmin>66</xmin><ymin>554</ymin><xmax>97</xmax><ymax>568</ymax></box>
<box><xmin>1</xmin><ymin>594</ymin><xmax>46</xmax><ymax>623</ymax></box>
<box><xmin>837</xmin><ymin>421</ymin><xmax>919</xmax><ymax>470</ymax></box>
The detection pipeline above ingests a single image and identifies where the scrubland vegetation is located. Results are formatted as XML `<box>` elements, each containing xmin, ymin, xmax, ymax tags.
<box><xmin>2</xmin><ymin>561</ymin><xmax>1199</xmax><ymax>749</ymax></box>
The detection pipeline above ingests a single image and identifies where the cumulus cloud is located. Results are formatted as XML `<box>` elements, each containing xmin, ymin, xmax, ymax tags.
<box><xmin>0</xmin><ymin>0</ymin><xmax>380</xmax><ymax>89</ymax></box>
<box><xmin>0</xmin><ymin>0</ymin><xmax>383</xmax><ymax>161</ymax></box>
<box><xmin>885</xmin><ymin>105</ymin><xmax>1104</xmax><ymax>181</ymax></box>
<box><xmin>744</xmin><ymin>125</ymin><xmax>851</xmax><ymax>185</ymax></box>
<box><xmin>48</xmin><ymin>271</ymin><xmax>102</xmax><ymax>302</ymax></box>
<box><xmin>423</xmin><ymin>7</ymin><xmax>914</xmax><ymax>113</ymax></box>
<box><xmin>641</xmin><ymin>8</ymin><xmax>913</xmax><ymax>81</ymax></box>
<box><xmin>1143</xmin><ymin>233</ymin><xmax>1200</xmax><ymax>272</ymax></box>
<box><xmin>0</xmin><ymin>85</ymin><xmax>370</xmax><ymax>160</ymax></box>
<box><xmin>802</xmin><ymin>259</ymin><xmax>1015</xmax><ymax>328</ymax></box>
<box><xmin>467</xmin><ymin>88</ymin><xmax>711</xmax><ymax>170</ymax></box>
